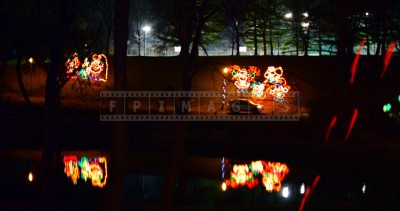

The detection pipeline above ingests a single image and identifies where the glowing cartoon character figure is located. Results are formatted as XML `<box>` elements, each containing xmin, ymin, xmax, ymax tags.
<box><xmin>63</xmin><ymin>155</ymin><xmax>80</xmax><ymax>185</ymax></box>
<box><xmin>228</xmin><ymin>65</ymin><xmax>260</xmax><ymax>93</ymax></box>
<box><xmin>78</xmin><ymin>156</ymin><xmax>108</xmax><ymax>188</ymax></box>
<box><xmin>264</xmin><ymin>66</ymin><xmax>283</xmax><ymax>84</ymax></box>
<box><xmin>88</xmin><ymin>54</ymin><xmax>108</xmax><ymax>82</ymax></box>
<box><xmin>225</xmin><ymin>164</ymin><xmax>258</xmax><ymax>189</ymax></box>
<box><xmin>233</xmin><ymin>69</ymin><xmax>251</xmax><ymax>92</ymax></box>
<box><xmin>78</xmin><ymin>157</ymin><xmax>91</xmax><ymax>182</ymax></box>
<box><xmin>268</xmin><ymin>85</ymin><xmax>290</xmax><ymax>102</ymax></box>
<box><xmin>251</xmin><ymin>82</ymin><xmax>266</xmax><ymax>99</ymax></box>
<box><xmin>262</xmin><ymin>172</ymin><xmax>281</xmax><ymax>192</ymax></box>
<box><xmin>91</xmin><ymin>157</ymin><xmax>108</xmax><ymax>188</ymax></box>
<box><xmin>263</xmin><ymin>66</ymin><xmax>291</xmax><ymax>102</ymax></box>
<box><xmin>65</xmin><ymin>52</ymin><xmax>81</xmax><ymax>79</ymax></box>
<box><xmin>78</xmin><ymin>57</ymin><xmax>91</xmax><ymax>80</ymax></box>
<box><xmin>261</xmin><ymin>162</ymin><xmax>289</xmax><ymax>192</ymax></box>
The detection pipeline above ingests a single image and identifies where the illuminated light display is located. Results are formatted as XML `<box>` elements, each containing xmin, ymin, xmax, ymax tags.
<box><xmin>65</xmin><ymin>52</ymin><xmax>81</xmax><ymax>80</ymax></box>
<box><xmin>263</xmin><ymin>66</ymin><xmax>291</xmax><ymax>102</ymax></box>
<box><xmin>227</xmin><ymin>65</ymin><xmax>260</xmax><ymax>93</ymax></box>
<box><xmin>63</xmin><ymin>155</ymin><xmax>108</xmax><ymax>188</ymax></box>
<box><xmin>87</xmin><ymin>54</ymin><xmax>108</xmax><ymax>82</ymax></box>
<box><xmin>65</xmin><ymin>53</ymin><xmax>109</xmax><ymax>82</ymax></box>
<box><xmin>251</xmin><ymin>82</ymin><xmax>266</xmax><ymax>99</ymax></box>
<box><xmin>221</xmin><ymin>79</ymin><xmax>227</xmax><ymax>110</ymax></box>
<box><xmin>223</xmin><ymin>160</ymin><xmax>289</xmax><ymax>192</ymax></box>
<box><xmin>225</xmin><ymin>164</ymin><xmax>258</xmax><ymax>189</ymax></box>
<box><xmin>63</xmin><ymin>155</ymin><xmax>80</xmax><ymax>185</ymax></box>
<box><xmin>224</xmin><ymin>65</ymin><xmax>290</xmax><ymax>102</ymax></box>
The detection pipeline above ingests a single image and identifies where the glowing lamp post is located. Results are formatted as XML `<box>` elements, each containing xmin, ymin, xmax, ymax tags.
<box><xmin>143</xmin><ymin>26</ymin><xmax>151</xmax><ymax>56</ymax></box>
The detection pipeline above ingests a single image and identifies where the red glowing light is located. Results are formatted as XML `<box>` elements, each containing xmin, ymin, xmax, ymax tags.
<box><xmin>350</xmin><ymin>38</ymin><xmax>366</xmax><ymax>84</ymax></box>
<box><xmin>381</xmin><ymin>42</ymin><xmax>396</xmax><ymax>79</ymax></box>
<box><xmin>299</xmin><ymin>175</ymin><xmax>320</xmax><ymax>211</ymax></box>
<box><xmin>344</xmin><ymin>109</ymin><xmax>359</xmax><ymax>142</ymax></box>
<box><xmin>324</xmin><ymin>116</ymin><xmax>337</xmax><ymax>142</ymax></box>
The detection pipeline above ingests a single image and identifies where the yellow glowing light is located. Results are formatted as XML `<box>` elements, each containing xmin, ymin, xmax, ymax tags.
<box><xmin>223</xmin><ymin>67</ymin><xmax>229</xmax><ymax>74</ymax></box>
<box><xmin>222</xmin><ymin>182</ymin><xmax>227</xmax><ymax>191</ymax></box>
<box><xmin>28</xmin><ymin>172</ymin><xmax>33</xmax><ymax>182</ymax></box>
<box><xmin>28</xmin><ymin>57</ymin><xmax>34</xmax><ymax>64</ymax></box>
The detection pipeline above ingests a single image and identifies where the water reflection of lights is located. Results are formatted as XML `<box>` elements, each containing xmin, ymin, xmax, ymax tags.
<box><xmin>362</xmin><ymin>183</ymin><xmax>366</xmax><ymax>194</ymax></box>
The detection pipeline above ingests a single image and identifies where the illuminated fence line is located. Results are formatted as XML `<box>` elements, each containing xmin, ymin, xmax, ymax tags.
<box><xmin>100</xmin><ymin>91</ymin><xmax>300</xmax><ymax>121</ymax></box>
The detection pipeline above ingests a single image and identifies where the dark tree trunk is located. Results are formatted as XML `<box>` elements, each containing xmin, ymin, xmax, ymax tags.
<box><xmin>108</xmin><ymin>0</ymin><xmax>130</xmax><ymax>210</ymax></box>
<box><xmin>253</xmin><ymin>18</ymin><xmax>258</xmax><ymax>56</ymax></box>
<box><xmin>16</xmin><ymin>53</ymin><xmax>33</xmax><ymax>107</ymax></box>
<box><xmin>41</xmin><ymin>1</ymin><xmax>79</xmax><ymax>209</ymax></box>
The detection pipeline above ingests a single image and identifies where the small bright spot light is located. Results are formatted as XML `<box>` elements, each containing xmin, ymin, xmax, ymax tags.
<box><xmin>300</xmin><ymin>183</ymin><xmax>305</xmax><ymax>194</ymax></box>
<box><xmin>398</xmin><ymin>95</ymin><xmax>400</xmax><ymax>102</ymax></box>
<box><xmin>362</xmin><ymin>183</ymin><xmax>366</xmax><ymax>194</ymax></box>
<box><xmin>28</xmin><ymin>172</ymin><xmax>33</xmax><ymax>182</ymax></box>
<box><xmin>285</xmin><ymin>12</ymin><xmax>293</xmax><ymax>19</ymax></box>
<box><xmin>282</xmin><ymin>186</ymin><xmax>290</xmax><ymax>198</ymax></box>
<box><xmin>222</xmin><ymin>182</ymin><xmax>227</xmax><ymax>191</ymax></box>
<box><xmin>303</xmin><ymin>12</ymin><xmax>308</xmax><ymax>17</ymax></box>
<box><xmin>365</xmin><ymin>12</ymin><xmax>369</xmax><ymax>16</ymax></box>
<box><xmin>223</xmin><ymin>68</ymin><xmax>229</xmax><ymax>74</ymax></box>
<box><xmin>28</xmin><ymin>57</ymin><xmax>34</xmax><ymax>64</ymax></box>
<box><xmin>383</xmin><ymin>103</ymin><xmax>392</xmax><ymax>113</ymax></box>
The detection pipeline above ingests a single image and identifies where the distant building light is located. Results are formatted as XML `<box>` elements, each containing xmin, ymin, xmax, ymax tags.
<box><xmin>174</xmin><ymin>46</ymin><xmax>181</xmax><ymax>53</ymax></box>
<box><xmin>239</xmin><ymin>46</ymin><xmax>247</xmax><ymax>52</ymax></box>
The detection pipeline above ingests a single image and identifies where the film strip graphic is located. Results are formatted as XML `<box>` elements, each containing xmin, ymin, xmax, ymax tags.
<box><xmin>100</xmin><ymin>91</ymin><xmax>300</xmax><ymax>121</ymax></box>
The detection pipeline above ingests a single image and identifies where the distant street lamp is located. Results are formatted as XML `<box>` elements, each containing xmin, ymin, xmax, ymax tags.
<box><xmin>142</xmin><ymin>25</ymin><xmax>151</xmax><ymax>56</ymax></box>
<box><xmin>284</xmin><ymin>12</ymin><xmax>293</xmax><ymax>19</ymax></box>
